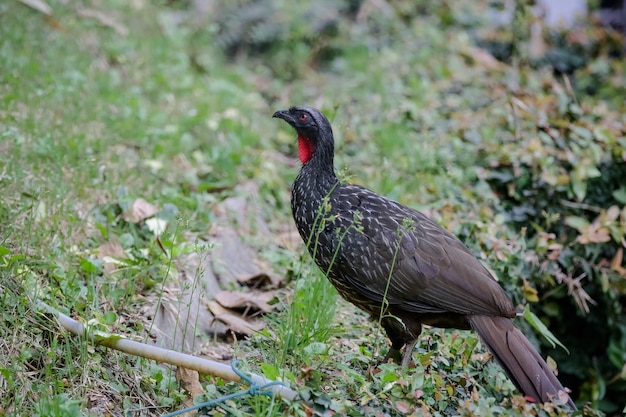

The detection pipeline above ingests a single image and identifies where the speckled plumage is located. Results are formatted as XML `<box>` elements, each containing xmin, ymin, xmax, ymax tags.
<box><xmin>273</xmin><ymin>106</ymin><xmax>575</xmax><ymax>409</ymax></box>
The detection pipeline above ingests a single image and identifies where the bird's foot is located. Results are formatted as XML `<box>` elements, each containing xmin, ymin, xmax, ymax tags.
<box><xmin>381</xmin><ymin>347</ymin><xmax>403</xmax><ymax>365</ymax></box>
<box><xmin>379</xmin><ymin>339</ymin><xmax>419</xmax><ymax>367</ymax></box>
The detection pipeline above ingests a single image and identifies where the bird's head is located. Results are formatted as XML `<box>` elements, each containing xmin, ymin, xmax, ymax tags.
<box><xmin>273</xmin><ymin>106</ymin><xmax>334</xmax><ymax>164</ymax></box>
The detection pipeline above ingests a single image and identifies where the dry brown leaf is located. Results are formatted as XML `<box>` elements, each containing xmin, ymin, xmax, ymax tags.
<box><xmin>123</xmin><ymin>198</ymin><xmax>158</xmax><ymax>223</ymax></box>
<box><xmin>77</xmin><ymin>8</ymin><xmax>129</xmax><ymax>36</ymax></box>
<box><xmin>196</xmin><ymin>341</ymin><xmax>235</xmax><ymax>362</ymax></box>
<box><xmin>209</xmin><ymin>297</ymin><xmax>267</xmax><ymax>336</ymax></box>
<box><xmin>237</xmin><ymin>270</ymin><xmax>282</xmax><ymax>288</ymax></box>
<box><xmin>214</xmin><ymin>314</ymin><xmax>265</xmax><ymax>336</ymax></box>
<box><xmin>577</xmin><ymin>221</ymin><xmax>611</xmax><ymax>244</ymax></box>
<box><xmin>208</xmin><ymin>181</ymin><xmax>285</xmax><ymax>288</ymax></box>
<box><xmin>175</xmin><ymin>367</ymin><xmax>204</xmax><ymax>416</ymax></box>
<box><xmin>176</xmin><ymin>367</ymin><xmax>204</xmax><ymax>397</ymax></box>
<box><xmin>210</xmin><ymin>226</ymin><xmax>283</xmax><ymax>289</ymax></box>
<box><xmin>97</xmin><ymin>239</ymin><xmax>125</xmax><ymax>258</ymax></box>
<box><xmin>86</xmin><ymin>390</ymin><xmax>115</xmax><ymax>416</ymax></box>
<box><xmin>207</xmin><ymin>300</ymin><xmax>231</xmax><ymax>317</ymax></box>
<box><xmin>97</xmin><ymin>239</ymin><xmax>126</xmax><ymax>273</ymax></box>
<box><xmin>611</xmin><ymin>247</ymin><xmax>626</xmax><ymax>276</ymax></box>
<box><xmin>215</xmin><ymin>290</ymin><xmax>277</xmax><ymax>313</ymax></box>
<box><xmin>151</xmin><ymin>288</ymin><xmax>228</xmax><ymax>352</ymax></box>
<box><xmin>18</xmin><ymin>0</ymin><xmax>52</xmax><ymax>15</ymax></box>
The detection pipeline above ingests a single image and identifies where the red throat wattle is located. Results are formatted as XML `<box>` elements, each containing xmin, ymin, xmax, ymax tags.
<box><xmin>298</xmin><ymin>135</ymin><xmax>315</xmax><ymax>164</ymax></box>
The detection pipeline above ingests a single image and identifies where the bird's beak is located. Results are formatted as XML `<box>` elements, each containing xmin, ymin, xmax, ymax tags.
<box><xmin>272</xmin><ymin>109</ymin><xmax>295</xmax><ymax>125</ymax></box>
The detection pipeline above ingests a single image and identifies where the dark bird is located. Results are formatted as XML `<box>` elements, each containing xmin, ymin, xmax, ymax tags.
<box><xmin>273</xmin><ymin>106</ymin><xmax>575</xmax><ymax>409</ymax></box>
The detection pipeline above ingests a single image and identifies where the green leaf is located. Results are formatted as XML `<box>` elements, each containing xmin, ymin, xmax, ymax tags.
<box><xmin>593</xmin><ymin>126</ymin><xmax>615</xmax><ymax>143</ymax></box>
<box><xmin>564</xmin><ymin>215</ymin><xmax>589</xmax><ymax>232</ymax></box>
<box><xmin>613</xmin><ymin>187</ymin><xmax>626</xmax><ymax>205</ymax></box>
<box><xmin>303</xmin><ymin>341</ymin><xmax>327</xmax><ymax>356</ymax></box>
<box><xmin>260</xmin><ymin>362</ymin><xmax>279</xmax><ymax>381</ymax></box>
<box><xmin>119</xmin><ymin>233</ymin><xmax>134</xmax><ymax>248</ymax></box>
<box><xmin>80</xmin><ymin>257</ymin><xmax>101</xmax><ymax>274</ymax></box>
<box><xmin>103</xmin><ymin>311</ymin><xmax>117</xmax><ymax>324</ymax></box>
<box><xmin>523</xmin><ymin>305</ymin><xmax>569</xmax><ymax>354</ymax></box>
<box><xmin>95</xmin><ymin>222</ymin><xmax>107</xmax><ymax>239</ymax></box>
<box><xmin>584</xmin><ymin>165</ymin><xmax>602</xmax><ymax>179</ymax></box>
<box><xmin>571</xmin><ymin>177</ymin><xmax>587</xmax><ymax>201</ymax></box>
<box><xmin>93</xmin><ymin>332</ymin><xmax>123</xmax><ymax>344</ymax></box>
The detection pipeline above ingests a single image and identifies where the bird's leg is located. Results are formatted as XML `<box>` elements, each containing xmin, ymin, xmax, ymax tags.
<box><xmin>401</xmin><ymin>338</ymin><xmax>419</xmax><ymax>368</ymax></box>
<box><xmin>382</xmin><ymin>345</ymin><xmax>403</xmax><ymax>364</ymax></box>
<box><xmin>380</xmin><ymin>315</ymin><xmax>415</xmax><ymax>365</ymax></box>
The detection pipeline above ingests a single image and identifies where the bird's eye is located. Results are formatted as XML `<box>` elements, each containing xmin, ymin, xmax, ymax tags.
<box><xmin>299</xmin><ymin>113</ymin><xmax>308</xmax><ymax>121</ymax></box>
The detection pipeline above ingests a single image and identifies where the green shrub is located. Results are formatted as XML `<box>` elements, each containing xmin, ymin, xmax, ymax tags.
<box><xmin>479</xmin><ymin>81</ymin><xmax>626</xmax><ymax>412</ymax></box>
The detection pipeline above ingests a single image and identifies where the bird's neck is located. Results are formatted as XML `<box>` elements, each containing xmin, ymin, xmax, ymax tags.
<box><xmin>296</xmin><ymin>151</ymin><xmax>338</xmax><ymax>196</ymax></box>
<box><xmin>291</xmin><ymin>127</ymin><xmax>340</xmax><ymax>242</ymax></box>
<box><xmin>296</xmin><ymin>131</ymin><xmax>337</xmax><ymax>187</ymax></box>
<box><xmin>292</xmin><ymin>145</ymin><xmax>339</xmax><ymax>229</ymax></box>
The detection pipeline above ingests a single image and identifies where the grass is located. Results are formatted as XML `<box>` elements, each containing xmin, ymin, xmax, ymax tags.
<box><xmin>1</xmin><ymin>0</ymin><xmax>620</xmax><ymax>415</ymax></box>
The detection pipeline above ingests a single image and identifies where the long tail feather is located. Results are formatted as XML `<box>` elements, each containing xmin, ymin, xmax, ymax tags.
<box><xmin>469</xmin><ymin>315</ymin><xmax>576</xmax><ymax>409</ymax></box>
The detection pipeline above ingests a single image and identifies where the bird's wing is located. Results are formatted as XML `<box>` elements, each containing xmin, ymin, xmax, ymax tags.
<box><xmin>329</xmin><ymin>184</ymin><xmax>515</xmax><ymax>317</ymax></box>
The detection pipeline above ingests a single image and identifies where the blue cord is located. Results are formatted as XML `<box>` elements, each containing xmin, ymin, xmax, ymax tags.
<box><xmin>161</xmin><ymin>360</ymin><xmax>287</xmax><ymax>417</ymax></box>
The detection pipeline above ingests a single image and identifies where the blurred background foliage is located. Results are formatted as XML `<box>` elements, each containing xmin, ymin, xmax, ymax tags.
<box><xmin>197</xmin><ymin>0</ymin><xmax>626</xmax><ymax>410</ymax></box>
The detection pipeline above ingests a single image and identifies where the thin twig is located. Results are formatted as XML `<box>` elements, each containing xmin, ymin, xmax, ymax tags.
<box><xmin>559</xmin><ymin>199</ymin><xmax>603</xmax><ymax>213</ymax></box>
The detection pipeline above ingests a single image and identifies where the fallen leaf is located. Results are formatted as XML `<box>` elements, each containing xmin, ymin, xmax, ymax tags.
<box><xmin>214</xmin><ymin>314</ymin><xmax>265</xmax><ymax>336</ymax></box>
<box><xmin>97</xmin><ymin>240</ymin><xmax>126</xmax><ymax>273</ymax></box>
<box><xmin>86</xmin><ymin>390</ymin><xmax>115</xmax><ymax>416</ymax></box>
<box><xmin>152</xmin><ymin>289</ymin><xmax>227</xmax><ymax>352</ymax></box>
<box><xmin>176</xmin><ymin>367</ymin><xmax>204</xmax><ymax>417</ymax></box>
<box><xmin>215</xmin><ymin>290</ymin><xmax>277</xmax><ymax>313</ymax></box>
<box><xmin>123</xmin><ymin>198</ymin><xmax>158</xmax><ymax>223</ymax></box>
<box><xmin>176</xmin><ymin>367</ymin><xmax>204</xmax><ymax>397</ymax></box>
<box><xmin>236</xmin><ymin>270</ymin><xmax>282</xmax><ymax>288</ymax></box>
<box><xmin>207</xmin><ymin>300</ymin><xmax>231</xmax><ymax>317</ymax></box>
<box><xmin>208</xmin><ymin>300</ymin><xmax>268</xmax><ymax>335</ymax></box>
<box><xmin>211</xmin><ymin>226</ymin><xmax>282</xmax><ymax>288</ymax></box>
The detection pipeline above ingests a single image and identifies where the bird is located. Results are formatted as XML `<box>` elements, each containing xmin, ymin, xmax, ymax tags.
<box><xmin>273</xmin><ymin>105</ymin><xmax>576</xmax><ymax>409</ymax></box>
